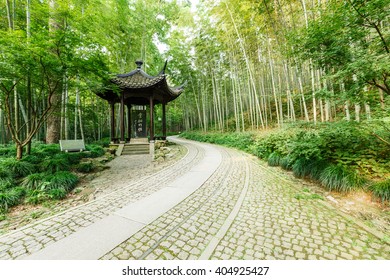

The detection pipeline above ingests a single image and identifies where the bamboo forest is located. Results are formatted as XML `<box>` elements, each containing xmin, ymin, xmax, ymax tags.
<box><xmin>0</xmin><ymin>0</ymin><xmax>389</xmax><ymax>239</ymax></box>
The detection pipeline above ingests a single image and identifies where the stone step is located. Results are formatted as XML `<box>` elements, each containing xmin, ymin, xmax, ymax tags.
<box><xmin>121</xmin><ymin>144</ymin><xmax>150</xmax><ymax>155</ymax></box>
<box><xmin>121</xmin><ymin>150</ymin><xmax>149</xmax><ymax>155</ymax></box>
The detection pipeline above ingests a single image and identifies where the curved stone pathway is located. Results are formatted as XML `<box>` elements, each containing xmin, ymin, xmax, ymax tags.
<box><xmin>0</xmin><ymin>137</ymin><xmax>389</xmax><ymax>260</ymax></box>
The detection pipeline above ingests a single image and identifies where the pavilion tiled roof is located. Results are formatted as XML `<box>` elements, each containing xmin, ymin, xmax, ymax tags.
<box><xmin>97</xmin><ymin>60</ymin><xmax>184</xmax><ymax>105</ymax></box>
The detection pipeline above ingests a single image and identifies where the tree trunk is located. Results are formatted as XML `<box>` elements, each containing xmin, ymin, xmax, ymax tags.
<box><xmin>46</xmin><ymin>92</ymin><xmax>61</xmax><ymax>143</ymax></box>
<box><xmin>355</xmin><ymin>103</ymin><xmax>361</xmax><ymax>122</ymax></box>
<box><xmin>16</xmin><ymin>143</ymin><xmax>23</xmax><ymax>160</ymax></box>
<box><xmin>46</xmin><ymin>0</ymin><xmax>62</xmax><ymax>143</ymax></box>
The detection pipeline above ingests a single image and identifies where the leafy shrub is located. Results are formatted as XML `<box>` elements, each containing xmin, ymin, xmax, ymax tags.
<box><xmin>0</xmin><ymin>166</ymin><xmax>12</xmax><ymax>182</ymax></box>
<box><xmin>85</xmin><ymin>145</ymin><xmax>105</xmax><ymax>158</ymax></box>
<box><xmin>46</xmin><ymin>171</ymin><xmax>79</xmax><ymax>192</ymax></box>
<box><xmin>0</xmin><ymin>158</ymin><xmax>35</xmax><ymax>178</ymax></box>
<box><xmin>252</xmin><ymin>130</ymin><xmax>295</xmax><ymax>159</ymax></box>
<box><xmin>287</xmin><ymin>131</ymin><xmax>323</xmax><ymax>162</ymax></box>
<box><xmin>369</xmin><ymin>179</ymin><xmax>390</xmax><ymax>203</ymax></box>
<box><xmin>62</xmin><ymin>153</ymin><xmax>83</xmax><ymax>165</ymax></box>
<box><xmin>47</xmin><ymin>188</ymin><xmax>68</xmax><ymax>200</ymax></box>
<box><xmin>319</xmin><ymin>165</ymin><xmax>365</xmax><ymax>192</ymax></box>
<box><xmin>0</xmin><ymin>179</ymin><xmax>14</xmax><ymax>192</ymax></box>
<box><xmin>76</xmin><ymin>162</ymin><xmax>95</xmax><ymax>173</ymax></box>
<box><xmin>292</xmin><ymin>158</ymin><xmax>313</xmax><ymax>178</ymax></box>
<box><xmin>280</xmin><ymin>156</ymin><xmax>294</xmax><ymax>170</ymax></box>
<box><xmin>25</xmin><ymin>172</ymin><xmax>78</xmax><ymax>204</ymax></box>
<box><xmin>268</xmin><ymin>152</ymin><xmax>282</xmax><ymax>167</ymax></box>
<box><xmin>0</xmin><ymin>146</ymin><xmax>16</xmax><ymax>157</ymax></box>
<box><xmin>0</xmin><ymin>187</ymin><xmax>25</xmax><ymax>211</ymax></box>
<box><xmin>34</xmin><ymin>144</ymin><xmax>60</xmax><ymax>157</ymax></box>
<box><xmin>21</xmin><ymin>173</ymin><xmax>47</xmax><ymax>189</ymax></box>
<box><xmin>22</xmin><ymin>155</ymin><xmax>43</xmax><ymax>165</ymax></box>
<box><xmin>180</xmin><ymin>131</ymin><xmax>255</xmax><ymax>152</ymax></box>
<box><xmin>92</xmin><ymin>137</ymin><xmax>110</xmax><ymax>148</ymax></box>
<box><xmin>40</xmin><ymin>154</ymin><xmax>70</xmax><ymax>173</ymax></box>
<box><xmin>307</xmin><ymin>160</ymin><xmax>330</xmax><ymax>181</ymax></box>
<box><xmin>25</xmin><ymin>189</ymin><xmax>49</xmax><ymax>205</ymax></box>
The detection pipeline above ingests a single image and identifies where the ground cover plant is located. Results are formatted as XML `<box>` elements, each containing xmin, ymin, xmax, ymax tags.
<box><xmin>181</xmin><ymin>120</ymin><xmax>390</xmax><ymax>203</ymax></box>
<box><xmin>0</xmin><ymin>142</ymin><xmax>109</xmax><ymax>213</ymax></box>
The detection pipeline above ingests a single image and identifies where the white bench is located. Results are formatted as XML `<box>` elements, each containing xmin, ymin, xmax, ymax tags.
<box><xmin>59</xmin><ymin>139</ymin><xmax>86</xmax><ymax>152</ymax></box>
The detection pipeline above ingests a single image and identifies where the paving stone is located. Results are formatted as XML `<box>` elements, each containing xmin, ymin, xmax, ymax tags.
<box><xmin>1</xmin><ymin>139</ymin><xmax>389</xmax><ymax>262</ymax></box>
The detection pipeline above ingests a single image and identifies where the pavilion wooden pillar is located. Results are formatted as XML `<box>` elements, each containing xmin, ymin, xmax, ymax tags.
<box><xmin>149</xmin><ymin>97</ymin><xmax>154</xmax><ymax>141</ymax></box>
<box><xmin>120</xmin><ymin>92</ymin><xmax>125</xmax><ymax>143</ymax></box>
<box><xmin>110</xmin><ymin>102</ymin><xmax>115</xmax><ymax>143</ymax></box>
<box><xmin>127</xmin><ymin>104</ymin><xmax>132</xmax><ymax>142</ymax></box>
<box><xmin>162</xmin><ymin>102</ymin><xmax>167</xmax><ymax>140</ymax></box>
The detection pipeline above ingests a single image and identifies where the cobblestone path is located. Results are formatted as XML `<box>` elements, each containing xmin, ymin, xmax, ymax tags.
<box><xmin>1</xmin><ymin>138</ymin><xmax>389</xmax><ymax>260</ymax></box>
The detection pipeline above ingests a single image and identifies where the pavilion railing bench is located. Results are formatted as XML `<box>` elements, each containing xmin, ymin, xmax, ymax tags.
<box><xmin>59</xmin><ymin>139</ymin><xmax>86</xmax><ymax>152</ymax></box>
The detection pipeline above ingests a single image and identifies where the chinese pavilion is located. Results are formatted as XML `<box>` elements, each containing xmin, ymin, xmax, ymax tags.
<box><xmin>97</xmin><ymin>60</ymin><xmax>184</xmax><ymax>145</ymax></box>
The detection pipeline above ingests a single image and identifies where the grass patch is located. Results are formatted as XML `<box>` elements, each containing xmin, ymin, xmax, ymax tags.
<box><xmin>46</xmin><ymin>171</ymin><xmax>79</xmax><ymax>192</ymax></box>
<box><xmin>21</xmin><ymin>173</ymin><xmax>46</xmax><ymax>189</ymax></box>
<box><xmin>369</xmin><ymin>179</ymin><xmax>390</xmax><ymax>203</ymax></box>
<box><xmin>0</xmin><ymin>187</ymin><xmax>26</xmax><ymax>212</ymax></box>
<box><xmin>40</xmin><ymin>154</ymin><xmax>70</xmax><ymax>173</ymax></box>
<box><xmin>319</xmin><ymin>165</ymin><xmax>365</xmax><ymax>192</ymax></box>
<box><xmin>294</xmin><ymin>192</ymin><xmax>324</xmax><ymax>200</ymax></box>
<box><xmin>280</xmin><ymin>156</ymin><xmax>294</xmax><ymax>170</ymax></box>
<box><xmin>0</xmin><ymin>158</ymin><xmax>35</xmax><ymax>178</ymax></box>
<box><xmin>85</xmin><ymin>145</ymin><xmax>105</xmax><ymax>158</ymax></box>
<box><xmin>76</xmin><ymin>162</ymin><xmax>95</xmax><ymax>173</ymax></box>
<box><xmin>268</xmin><ymin>152</ymin><xmax>282</xmax><ymax>167</ymax></box>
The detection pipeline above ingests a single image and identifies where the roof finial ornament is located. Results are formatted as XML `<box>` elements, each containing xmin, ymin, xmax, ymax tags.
<box><xmin>135</xmin><ymin>60</ymin><xmax>143</xmax><ymax>69</ymax></box>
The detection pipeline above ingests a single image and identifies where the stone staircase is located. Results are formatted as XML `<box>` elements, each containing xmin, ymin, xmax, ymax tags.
<box><xmin>121</xmin><ymin>138</ymin><xmax>150</xmax><ymax>155</ymax></box>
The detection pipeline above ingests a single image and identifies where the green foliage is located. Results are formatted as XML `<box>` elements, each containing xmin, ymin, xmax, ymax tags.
<box><xmin>292</xmin><ymin>158</ymin><xmax>313</xmax><ymax>178</ymax></box>
<box><xmin>180</xmin><ymin>131</ymin><xmax>255</xmax><ymax>152</ymax></box>
<box><xmin>47</xmin><ymin>188</ymin><xmax>68</xmax><ymax>200</ymax></box>
<box><xmin>0</xmin><ymin>158</ymin><xmax>35</xmax><ymax>178</ymax></box>
<box><xmin>76</xmin><ymin>162</ymin><xmax>95</xmax><ymax>173</ymax></box>
<box><xmin>267</xmin><ymin>152</ymin><xmax>282</xmax><ymax>167</ymax></box>
<box><xmin>294</xmin><ymin>192</ymin><xmax>324</xmax><ymax>200</ymax></box>
<box><xmin>0</xmin><ymin>146</ymin><xmax>16</xmax><ymax>157</ymax></box>
<box><xmin>92</xmin><ymin>138</ymin><xmax>110</xmax><ymax>148</ymax></box>
<box><xmin>34</xmin><ymin>144</ymin><xmax>61</xmax><ymax>158</ymax></box>
<box><xmin>319</xmin><ymin>165</ymin><xmax>365</xmax><ymax>192</ymax></box>
<box><xmin>0</xmin><ymin>187</ymin><xmax>25</xmax><ymax>212</ymax></box>
<box><xmin>182</xmin><ymin>120</ymin><xmax>388</xmax><ymax>195</ymax></box>
<box><xmin>25</xmin><ymin>189</ymin><xmax>49</xmax><ymax>205</ymax></box>
<box><xmin>24</xmin><ymin>171</ymin><xmax>78</xmax><ymax>204</ymax></box>
<box><xmin>40</xmin><ymin>154</ymin><xmax>71</xmax><ymax>173</ymax></box>
<box><xmin>46</xmin><ymin>172</ymin><xmax>79</xmax><ymax>192</ymax></box>
<box><xmin>0</xmin><ymin>166</ymin><xmax>12</xmax><ymax>182</ymax></box>
<box><xmin>21</xmin><ymin>173</ymin><xmax>46</xmax><ymax>189</ymax></box>
<box><xmin>280</xmin><ymin>156</ymin><xmax>294</xmax><ymax>171</ymax></box>
<box><xmin>369</xmin><ymin>180</ymin><xmax>390</xmax><ymax>203</ymax></box>
<box><xmin>22</xmin><ymin>155</ymin><xmax>43</xmax><ymax>165</ymax></box>
<box><xmin>252</xmin><ymin>130</ymin><xmax>295</xmax><ymax>159</ymax></box>
<box><xmin>308</xmin><ymin>160</ymin><xmax>330</xmax><ymax>181</ymax></box>
<box><xmin>61</xmin><ymin>153</ymin><xmax>83</xmax><ymax>165</ymax></box>
<box><xmin>85</xmin><ymin>145</ymin><xmax>105</xmax><ymax>158</ymax></box>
